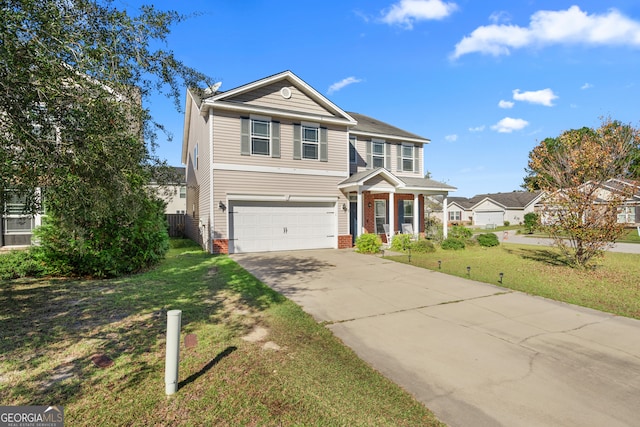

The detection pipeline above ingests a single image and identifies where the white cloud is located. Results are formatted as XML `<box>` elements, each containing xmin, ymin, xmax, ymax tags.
<box><xmin>512</xmin><ymin>88</ymin><xmax>558</xmax><ymax>106</ymax></box>
<box><xmin>381</xmin><ymin>0</ymin><xmax>458</xmax><ymax>29</ymax></box>
<box><xmin>327</xmin><ymin>77</ymin><xmax>363</xmax><ymax>94</ymax></box>
<box><xmin>581</xmin><ymin>82</ymin><xmax>593</xmax><ymax>90</ymax></box>
<box><xmin>491</xmin><ymin>117</ymin><xmax>529</xmax><ymax>133</ymax></box>
<box><xmin>498</xmin><ymin>100</ymin><xmax>514</xmax><ymax>109</ymax></box>
<box><xmin>452</xmin><ymin>5</ymin><xmax>640</xmax><ymax>59</ymax></box>
<box><xmin>469</xmin><ymin>125</ymin><xmax>485</xmax><ymax>132</ymax></box>
<box><xmin>445</xmin><ymin>134</ymin><xmax>458</xmax><ymax>142</ymax></box>
<box><xmin>489</xmin><ymin>11</ymin><xmax>511</xmax><ymax>24</ymax></box>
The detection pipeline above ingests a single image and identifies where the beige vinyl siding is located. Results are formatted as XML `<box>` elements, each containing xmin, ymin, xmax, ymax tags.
<box><xmin>212</xmin><ymin>169</ymin><xmax>349</xmax><ymax>239</ymax></box>
<box><xmin>228</xmin><ymin>81</ymin><xmax>333</xmax><ymax>117</ymax></box>
<box><xmin>365</xmin><ymin>175</ymin><xmax>396</xmax><ymax>191</ymax></box>
<box><xmin>353</xmin><ymin>138</ymin><xmax>423</xmax><ymax>177</ymax></box>
<box><xmin>184</xmin><ymin>96</ymin><xmax>212</xmax><ymax>245</ymax></box>
<box><xmin>212</xmin><ymin>111</ymin><xmax>348</xmax><ymax>172</ymax></box>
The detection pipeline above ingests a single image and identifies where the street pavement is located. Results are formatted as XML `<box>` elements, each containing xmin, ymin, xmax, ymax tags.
<box><xmin>232</xmin><ymin>248</ymin><xmax>640</xmax><ymax>427</ymax></box>
<box><xmin>496</xmin><ymin>229</ymin><xmax>640</xmax><ymax>254</ymax></box>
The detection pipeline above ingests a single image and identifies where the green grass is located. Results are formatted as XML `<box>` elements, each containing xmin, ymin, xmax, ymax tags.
<box><xmin>388</xmin><ymin>243</ymin><xmax>640</xmax><ymax>320</ymax></box>
<box><xmin>519</xmin><ymin>227</ymin><xmax>640</xmax><ymax>243</ymax></box>
<box><xmin>0</xmin><ymin>240</ymin><xmax>444</xmax><ymax>426</ymax></box>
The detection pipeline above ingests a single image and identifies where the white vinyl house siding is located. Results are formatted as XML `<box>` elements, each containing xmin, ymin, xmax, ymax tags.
<box><xmin>211</xmin><ymin>169</ymin><xmax>349</xmax><ymax>240</ymax></box>
<box><xmin>228</xmin><ymin>81</ymin><xmax>332</xmax><ymax>116</ymax></box>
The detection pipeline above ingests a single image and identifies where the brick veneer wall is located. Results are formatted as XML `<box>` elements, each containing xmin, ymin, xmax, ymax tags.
<box><xmin>212</xmin><ymin>239</ymin><xmax>228</xmax><ymax>254</ymax></box>
<box><xmin>338</xmin><ymin>235</ymin><xmax>353</xmax><ymax>249</ymax></box>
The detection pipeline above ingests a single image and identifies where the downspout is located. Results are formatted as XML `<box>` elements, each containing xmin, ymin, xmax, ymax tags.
<box><xmin>208</xmin><ymin>108</ymin><xmax>215</xmax><ymax>254</ymax></box>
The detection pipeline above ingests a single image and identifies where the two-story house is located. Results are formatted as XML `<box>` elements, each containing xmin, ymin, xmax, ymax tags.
<box><xmin>182</xmin><ymin>71</ymin><xmax>455</xmax><ymax>254</ymax></box>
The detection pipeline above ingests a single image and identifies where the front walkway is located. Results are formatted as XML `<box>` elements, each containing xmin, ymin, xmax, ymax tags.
<box><xmin>232</xmin><ymin>249</ymin><xmax>640</xmax><ymax>427</ymax></box>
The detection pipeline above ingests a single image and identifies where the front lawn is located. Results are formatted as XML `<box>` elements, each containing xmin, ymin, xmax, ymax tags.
<box><xmin>387</xmin><ymin>243</ymin><xmax>640</xmax><ymax>320</ymax></box>
<box><xmin>0</xmin><ymin>240</ymin><xmax>444</xmax><ymax>426</ymax></box>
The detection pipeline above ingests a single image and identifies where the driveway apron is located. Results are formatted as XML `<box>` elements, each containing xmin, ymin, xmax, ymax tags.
<box><xmin>231</xmin><ymin>249</ymin><xmax>640</xmax><ymax>427</ymax></box>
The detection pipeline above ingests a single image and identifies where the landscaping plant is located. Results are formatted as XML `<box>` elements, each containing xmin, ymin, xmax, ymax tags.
<box><xmin>355</xmin><ymin>233</ymin><xmax>382</xmax><ymax>254</ymax></box>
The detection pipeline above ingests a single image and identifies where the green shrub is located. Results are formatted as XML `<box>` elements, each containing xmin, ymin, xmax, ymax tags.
<box><xmin>449</xmin><ymin>225</ymin><xmax>472</xmax><ymax>240</ymax></box>
<box><xmin>34</xmin><ymin>196</ymin><xmax>169</xmax><ymax>278</ymax></box>
<box><xmin>390</xmin><ymin>234</ymin><xmax>412</xmax><ymax>251</ymax></box>
<box><xmin>503</xmin><ymin>220</ymin><xmax>511</xmax><ymax>227</ymax></box>
<box><xmin>441</xmin><ymin>237</ymin><xmax>466</xmax><ymax>250</ymax></box>
<box><xmin>524</xmin><ymin>212</ymin><xmax>539</xmax><ymax>234</ymax></box>
<box><xmin>0</xmin><ymin>250</ymin><xmax>46</xmax><ymax>280</ymax></box>
<box><xmin>476</xmin><ymin>233</ymin><xmax>500</xmax><ymax>247</ymax></box>
<box><xmin>355</xmin><ymin>233</ymin><xmax>382</xmax><ymax>254</ymax></box>
<box><xmin>410</xmin><ymin>239</ymin><xmax>436</xmax><ymax>253</ymax></box>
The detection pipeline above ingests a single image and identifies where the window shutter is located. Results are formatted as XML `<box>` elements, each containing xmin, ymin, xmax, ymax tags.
<box><xmin>385</xmin><ymin>143</ymin><xmax>391</xmax><ymax>170</ymax></box>
<box><xmin>271</xmin><ymin>121</ymin><xmax>280</xmax><ymax>158</ymax></box>
<box><xmin>240</xmin><ymin>117</ymin><xmax>250</xmax><ymax>156</ymax></box>
<box><xmin>398</xmin><ymin>200</ymin><xmax>404</xmax><ymax>224</ymax></box>
<box><xmin>319</xmin><ymin>127</ymin><xmax>328</xmax><ymax>162</ymax></box>
<box><xmin>366</xmin><ymin>140</ymin><xmax>372</xmax><ymax>169</ymax></box>
<box><xmin>414</xmin><ymin>145</ymin><xmax>419</xmax><ymax>173</ymax></box>
<box><xmin>293</xmin><ymin>124</ymin><xmax>301</xmax><ymax>160</ymax></box>
<box><xmin>397</xmin><ymin>144</ymin><xmax>402</xmax><ymax>172</ymax></box>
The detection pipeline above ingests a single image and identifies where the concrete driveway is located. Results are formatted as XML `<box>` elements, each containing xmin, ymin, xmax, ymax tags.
<box><xmin>231</xmin><ymin>249</ymin><xmax>640</xmax><ymax>427</ymax></box>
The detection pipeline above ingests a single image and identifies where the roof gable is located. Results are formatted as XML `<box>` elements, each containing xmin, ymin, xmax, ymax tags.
<box><xmin>202</xmin><ymin>71</ymin><xmax>356</xmax><ymax>124</ymax></box>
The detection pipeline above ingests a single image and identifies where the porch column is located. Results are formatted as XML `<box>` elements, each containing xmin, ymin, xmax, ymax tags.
<box><xmin>389</xmin><ymin>192</ymin><xmax>395</xmax><ymax>239</ymax></box>
<box><xmin>442</xmin><ymin>195</ymin><xmax>448</xmax><ymax>239</ymax></box>
<box><xmin>356</xmin><ymin>189</ymin><xmax>363</xmax><ymax>237</ymax></box>
<box><xmin>413</xmin><ymin>193</ymin><xmax>419</xmax><ymax>235</ymax></box>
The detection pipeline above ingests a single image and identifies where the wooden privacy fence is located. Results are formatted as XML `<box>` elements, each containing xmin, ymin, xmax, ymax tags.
<box><xmin>165</xmin><ymin>214</ymin><xmax>186</xmax><ymax>238</ymax></box>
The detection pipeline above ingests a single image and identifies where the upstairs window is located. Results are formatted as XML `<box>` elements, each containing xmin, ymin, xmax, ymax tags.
<box><xmin>402</xmin><ymin>144</ymin><xmax>414</xmax><ymax>172</ymax></box>
<box><xmin>372</xmin><ymin>141</ymin><xmax>385</xmax><ymax>168</ymax></box>
<box><xmin>251</xmin><ymin>119</ymin><xmax>270</xmax><ymax>156</ymax></box>
<box><xmin>302</xmin><ymin>125</ymin><xmax>318</xmax><ymax>160</ymax></box>
<box><xmin>349</xmin><ymin>136</ymin><xmax>357</xmax><ymax>164</ymax></box>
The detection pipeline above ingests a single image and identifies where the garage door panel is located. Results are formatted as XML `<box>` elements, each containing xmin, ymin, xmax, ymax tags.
<box><xmin>229</xmin><ymin>201</ymin><xmax>336</xmax><ymax>253</ymax></box>
<box><xmin>475</xmin><ymin>211</ymin><xmax>504</xmax><ymax>226</ymax></box>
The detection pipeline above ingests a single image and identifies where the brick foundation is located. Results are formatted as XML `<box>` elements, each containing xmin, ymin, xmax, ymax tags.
<box><xmin>212</xmin><ymin>239</ymin><xmax>229</xmax><ymax>254</ymax></box>
<box><xmin>338</xmin><ymin>235</ymin><xmax>353</xmax><ymax>249</ymax></box>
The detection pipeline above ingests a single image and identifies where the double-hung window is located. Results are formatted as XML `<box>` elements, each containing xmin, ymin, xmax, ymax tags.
<box><xmin>372</xmin><ymin>141</ymin><xmax>385</xmax><ymax>168</ymax></box>
<box><xmin>401</xmin><ymin>144</ymin><xmax>414</xmax><ymax>172</ymax></box>
<box><xmin>401</xmin><ymin>200</ymin><xmax>413</xmax><ymax>224</ymax></box>
<box><xmin>375</xmin><ymin>200</ymin><xmax>387</xmax><ymax>234</ymax></box>
<box><xmin>251</xmin><ymin>119</ymin><xmax>270</xmax><ymax>156</ymax></box>
<box><xmin>302</xmin><ymin>125</ymin><xmax>319</xmax><ymax>160</ymax></box>
<box><xmin>449</xmin><ymin>211</ymin><xmax>462</xmax><ymax>221</ymax></box>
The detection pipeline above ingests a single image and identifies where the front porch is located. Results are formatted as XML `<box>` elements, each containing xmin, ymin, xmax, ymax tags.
<box><xmin>339</xmin><ymin>168</ymin><xmax>456</xmax><ymax>244</ymax></box>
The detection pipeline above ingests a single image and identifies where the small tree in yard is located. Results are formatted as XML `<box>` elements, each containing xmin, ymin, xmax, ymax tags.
<box><xmin>523</xmin><ymin>212</ymin><xmax>539</xmax><ymax>234</ymax></box>
<box><xmin>526</xmin><ymin>118</ymin><xmax>639</xmax><ymax>267</ymax></box>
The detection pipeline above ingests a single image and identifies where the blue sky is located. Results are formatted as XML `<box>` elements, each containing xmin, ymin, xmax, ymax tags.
<box><xmin>124</xmin><ymin>0</ymin><xmax>640</xmax><ymax>197</ymax></box>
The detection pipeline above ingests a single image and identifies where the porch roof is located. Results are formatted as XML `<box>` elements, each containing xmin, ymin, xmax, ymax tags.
<box><xmin>338</xmin><ymin>168</ymin><xmax>456</xmax><ymax>193</ymax></box>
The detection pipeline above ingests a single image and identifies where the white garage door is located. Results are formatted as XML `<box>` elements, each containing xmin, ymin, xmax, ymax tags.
<box><xmin>229</xmin><ymin>201</ymin><xmax>336</xmax><ymax>253</ymax></box>
<box><xmin>475</xmin><ymin>211</ymin><xmax>504</xmax><ymax>226</ymax></box>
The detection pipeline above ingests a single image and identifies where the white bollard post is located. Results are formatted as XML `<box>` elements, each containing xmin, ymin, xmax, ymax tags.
<box><xmin>165</xmin><ymin>309</ymin><xmax>182</xmax><ymax>395</ymax></box>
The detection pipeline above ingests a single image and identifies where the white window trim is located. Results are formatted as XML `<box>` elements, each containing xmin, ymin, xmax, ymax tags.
<box><xmin>372</xmin><ymin>139</ymin><xmax>385</xmax><ymax>169</ymax></box>
<box><xmin>375</xmin><ymin>199</ymin><xmax>387</xmax><ymax>234</ymax></box>
<box><xmin>402</xmin><ymin>200</ymin><xmax>414</xmax><ymax>224</ymax></box>
<box><xmin>249</xmin><ymin>115</ymin><xmax>271</xmax><ymax>157</ymax></box>
<box><xmin>401</xmin><ymin>143</ymin><xmax>414</xmax><ymax>172</ymax></box>
<box><xmin>301</xmin><ymin>121</ymin><xmax>319</xmax><ymax>160</ymax></box>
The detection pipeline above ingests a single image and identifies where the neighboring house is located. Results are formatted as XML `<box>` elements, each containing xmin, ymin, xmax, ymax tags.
<box><xmin>1</xmin><ymin>189</ymin><xmax>43</xmax><ymax>248</ymax></box>
<box><xmin>181</xmin><ymin>71</ymin><xmax>456</xmax><ymax>254</ymax></box>
<box><xmin>148</xmin><ymin>166</ymin><xmax>187</xmax><ymax>214</ymax></box>
<box><xmin>445</xmin><ymin>191</ymin><xmax>543</xmax><ymax>227</ymax></box>
<box><xmin>536</xmin><ymin>178</ymin><xmax>640</xmax><ymax>225</ymax></box>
